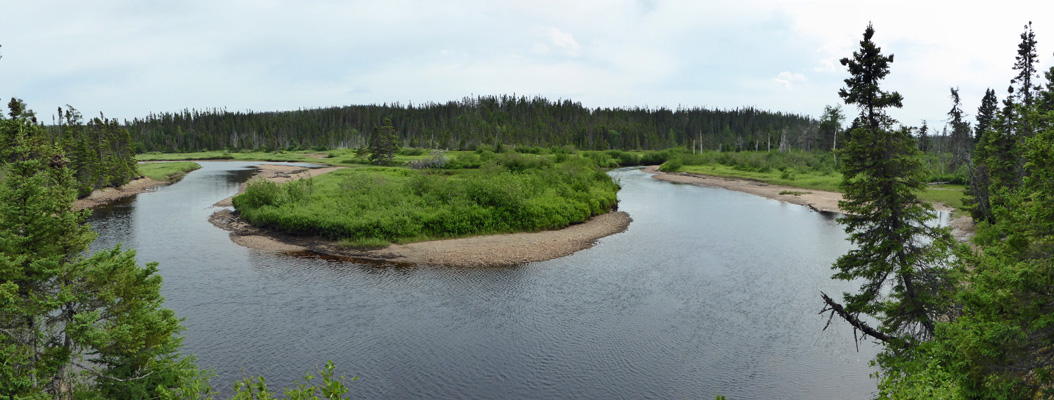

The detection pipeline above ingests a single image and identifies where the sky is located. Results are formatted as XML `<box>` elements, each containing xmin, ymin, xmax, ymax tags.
<box><xmin>2</xmin><ymin>0</ymin><xmax>1053</xmax><ymax>131</ymax></box>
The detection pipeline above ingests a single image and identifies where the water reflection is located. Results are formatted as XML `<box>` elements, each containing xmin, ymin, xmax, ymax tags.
<box><xmin>86</xmin><ymin>162</ymin><xmax>880</xmax><ymax>399</ymax></box>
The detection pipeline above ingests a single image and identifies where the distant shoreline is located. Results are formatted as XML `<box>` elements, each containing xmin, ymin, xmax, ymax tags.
<box><xmin>643</xmin><ymin>165</ymin><xmax>975</xmax><ymax>240</ymax></box>
<box><xmin>210</xmin><ymin>164</ymin><xmax>632</xmax><ymax>267</ymax></box>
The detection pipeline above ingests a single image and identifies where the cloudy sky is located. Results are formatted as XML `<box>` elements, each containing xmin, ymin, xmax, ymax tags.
<box><xmin>2</xmin><ymin>1</ymin><xmax>1053</xmax><ymax>130</ymax></box>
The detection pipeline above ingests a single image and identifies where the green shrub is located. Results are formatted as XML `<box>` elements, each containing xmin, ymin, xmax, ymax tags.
<box><xmin>659</xmin><ymin>158</ymin><xmax>683</xmax><ymax>172</ymax></box>
<box><xmin>639</xmin><ymin>150</ymin><xmax>670</xmax><ymax>165</ymax></box>
<box><xmin>607</xmin><ymin>150</ymin><xmax>640</xmax><ymax>166</ymax></box>
<box><xmin>494</xmin><ymin>152</ymin><xmax>553</xmax><ymax>173</ymax></box>
<box><xmin>447</xmin><ymin>152</ymin><xmax>482</xmax><ymax>169</ymax></box>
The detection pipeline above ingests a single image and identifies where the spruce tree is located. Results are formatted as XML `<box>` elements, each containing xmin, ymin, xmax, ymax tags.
<box><xmin>0</xmin><ymin>103</ymin><xmax>206</xmax><ymax>398</ymax></box>
<box><xmin>821</xmin><ymin>23</ymin><xmax>954</xmax><ymax>345</ymax></box>
<box><xmin>368</xmin><ymin>118</ymin><xmax>401</xmax><ymax>165</ymax></box>
<box><xmin>1010</xmin><ymin>22</ymin><xmax>1040</xmax><ymax>108</ymax></box>
<box><xmin>975</xmin><ymin>88</ymin><xmax>998</xmax><ymax>144</ymax></box>
<box><xmin>947</xmin><ymin>87</ymin><xmax>973</xmax><ymax>169</ymax></box>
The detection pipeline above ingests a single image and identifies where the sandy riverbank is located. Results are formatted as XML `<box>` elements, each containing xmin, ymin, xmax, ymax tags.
<box><xmin>72</xmin><ymin>177</ymin><xmax>169</xmax><ymax>211</ymax></box>
<box><xmin>644</xmin><ymin>165</ymin><xmax>844</xmax><ymax>213</ymax></box>
<box><xmin>210</xmin><ymin>164</ymin><xmax>633</xmax><ymax>266</ymax></box>
<box><xmin>643</xmin><ymin>166</ymin><xmax>975</xmax><ymax>240</ymax></box>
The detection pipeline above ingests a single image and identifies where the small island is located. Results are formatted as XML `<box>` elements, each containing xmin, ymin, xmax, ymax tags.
<box><xmin>210</xmin><ymin>150</ymin><xmax>631</xmax><ymax>266</ymax></box>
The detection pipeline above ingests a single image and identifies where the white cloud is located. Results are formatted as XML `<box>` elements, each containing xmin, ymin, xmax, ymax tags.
<box><xmin>2</xmin><ymin>0</ymin><xmax>1053</xmax><ymax>126</ymax></box>
<box><xmin>774</xmin><ymin>71</ymin><xmax>807</xmax><ymax>89</ymax></box>
<box><xmin>546</xmin><ymin>27</ymin><xmax>581</xmax><ymax>57</ymax></box>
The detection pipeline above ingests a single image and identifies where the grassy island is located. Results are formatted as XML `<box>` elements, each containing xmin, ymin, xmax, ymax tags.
<box><xmin>231</xmin><ymin>153</ymin><xmax>619</xmax><ymax>248</ymax></box>
<box><xmin>138</xmin><ymin>161</ymin><xmax>202</xmax><ymax>182</ymax></box>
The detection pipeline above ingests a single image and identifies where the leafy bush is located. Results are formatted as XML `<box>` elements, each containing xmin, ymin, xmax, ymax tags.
<box><xmin>659</xmin><ymin>158</ymin><xmax>683</xmax><ymax>172</ymax></box>
<box><xmin>446</xmin><ymin>152</ymin><xmax>483</xmax><ymax>169</ymax></box>
<box><xmin>607</xmin><ymin>150</ymin><xmax>640</xmax><ymax>166</ymax></box>
<box><xmin>493</xmin><ymin>152</ymin><xmax>553</xmax><ymax>173</ymax></box>
<box><xmin>638</xmin><ymin>150</ymin><xmax>671</xmax><ymax>165</ymax></box>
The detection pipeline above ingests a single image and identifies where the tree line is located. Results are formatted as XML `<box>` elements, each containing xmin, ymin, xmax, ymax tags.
<box><xmin>3</xmin><ymin>99</ymin><xmax>139</xmax><ymax>198</ymax></box>
<box><xmin>126</xmin><ymin>95</ymin><xmax>819</xmax><ymax>153</ymax></box>
<box><xmin>823</xmin><ymin>22</ymin><xmax>1054</xmax><ymax>398</ymax></box>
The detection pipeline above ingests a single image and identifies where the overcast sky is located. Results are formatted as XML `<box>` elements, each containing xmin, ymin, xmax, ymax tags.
<box><xmin>2</xmin><ymin>1</ymin><xmax>1053</xmax><ymax>131</ymax></box>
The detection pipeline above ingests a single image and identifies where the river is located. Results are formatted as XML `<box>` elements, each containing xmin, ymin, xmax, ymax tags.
<box><xmin>87</xmin><ymin>161</ymin><xmax>880</xmax><ymax>399</ymax></box>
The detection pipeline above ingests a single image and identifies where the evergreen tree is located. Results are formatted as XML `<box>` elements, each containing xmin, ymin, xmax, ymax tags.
<box><xmin>947</xmin><ymin>87</ymin><xmax>973</xmax><ymax>169</ymax></box>
<box><xmin>1039</xmin><ymin>64</ymin><xmax>1054</xmax><ymax>114</ymax></box>
<box><xmin>975</xmin><ymin>88</ymin><xmax>998</xmax><ymax>144</ymax></box>
<box><xmin>0</xmin><ymin>103</ymin><xmax>206</xmax><ymax>398</ymax></box>
<box><xmin>984</xmin><ymin>98</ymin><xmax>1024</xmax><ymax>208</ymax></box>
<box><xmin>1010</xmin><ymin>22</ymin><xmax>1040</xmax><ymax>108</ymax></box>
<box><xmin>837</xmin><ymin>24</ymin><xmax>902</xmax><ymax>132</ymax></box>
<box><xmin>916</xmin><ymin>121</ymin><xmax>929</xmax><ymax>153</ymax></box>
<box><xmin>368</xmin><ymin>118</ymin><xmax>400</xmax><ymax>165</ymax></box>
<box><xmin>821</xmin><ymin>23</ymin><xmax>953</xmax><ymax>346</ymax></box>
<box><xmin>964</xmin><ymin>89</ymin><xmax>1000</xmax><ymax>224</ymax></box>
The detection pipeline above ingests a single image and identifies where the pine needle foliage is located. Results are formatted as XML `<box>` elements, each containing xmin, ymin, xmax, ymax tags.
<box><xmin>822</xmin><ymin>23</ymin><xmax>954</xmax><ymax>346</ymax></box>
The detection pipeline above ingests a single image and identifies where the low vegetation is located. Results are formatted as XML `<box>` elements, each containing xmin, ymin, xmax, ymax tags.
<box><xmin>232</xmin><ymin>154</ymin><xmax>619</xmax><ymax>247</ymax></box>
<box><xmin>138</xmin><ymin>161</ymin><xmax>201</xmax><ymax>182</ymax></box>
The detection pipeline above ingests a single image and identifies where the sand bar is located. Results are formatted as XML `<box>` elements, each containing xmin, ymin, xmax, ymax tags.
<box><xmin>644</xmin><ymin>166</ymin><xmax>975</xmax><ymax>240</ymax></box>
<box><xmin>73</xmin><ymin>177</ymin><xmax>169</xmax><ymax>211</ymax></box>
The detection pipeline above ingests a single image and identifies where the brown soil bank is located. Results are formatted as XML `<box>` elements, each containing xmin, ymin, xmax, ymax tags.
<box><xmin>644</xmin><ymin>166</ymin><xmax>975</xmax><ymax>241</ymax></box>
<box><xmin>210</xmin><ymin>164</ymin><xmax>632</xmax><ymax>266</ymax></box>
<box><xmin>73</xmin><ymin>177</ymin><xmax>169</xmax><ymax>211</ymax></box>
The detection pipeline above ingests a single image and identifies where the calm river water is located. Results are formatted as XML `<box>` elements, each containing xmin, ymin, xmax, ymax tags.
<box><xmin>88</xmin><ymin>161</ymin><xmax>880</xmax><ymax>399</ymax></box>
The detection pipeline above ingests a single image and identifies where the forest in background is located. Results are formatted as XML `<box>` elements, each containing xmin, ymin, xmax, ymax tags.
<box><xmin>126</xmin><ymin>95</ymin><xmax>821</xmax><ymax>153</ymax></box>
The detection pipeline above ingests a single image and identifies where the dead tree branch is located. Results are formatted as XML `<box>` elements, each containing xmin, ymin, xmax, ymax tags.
<box><xmin>820</xmin><ymin>291</ymin><xmax>893</xmax><ymax>344</ymax></box>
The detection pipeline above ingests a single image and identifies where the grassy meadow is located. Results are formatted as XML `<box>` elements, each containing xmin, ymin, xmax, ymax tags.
<box><xmin>231</xmin><ymin>153</ymin><xmax>619</xmax><ymax>248</ymax></box>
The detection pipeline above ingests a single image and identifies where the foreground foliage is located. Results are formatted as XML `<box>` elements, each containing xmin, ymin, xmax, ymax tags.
<box><xmin>232</xmin><ymin>154</ymin><xmax>619</xmax><ymax>246</ymax></box>
<box><xmin>0</xmin><ymin>102</ymin><xmax>204</xmax><ymax>399</ymax></box>
<box><xmin>824</xmin><ymin>22</ymin><xmax>1054</xmax><ymax>399</ymax></box>
<box><xmin>821</xmin><ymin>23</ymin><xmax>954</xmax><ymax>349</ymax></box>
<box><xmin>2</xmin><ymin>101</ymin><xmax>356</xmax><ymax>398</ymax></box>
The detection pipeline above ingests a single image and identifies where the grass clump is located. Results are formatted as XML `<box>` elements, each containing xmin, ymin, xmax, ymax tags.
<box><xmin>138</xmin><ymin>161</ymin><xmax>201</xmax><ymax>182</ymax></box>
<box><xmin>231</xmin><ymin>156</ymin><xmax>619</xmax><ymax>246</ymax></box>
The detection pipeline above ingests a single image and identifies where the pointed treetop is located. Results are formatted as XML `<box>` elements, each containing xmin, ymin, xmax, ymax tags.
<box><xmin>838</xmin><ymin>23</ymin><xmax>902</xmax><ymax>131</ymax></box>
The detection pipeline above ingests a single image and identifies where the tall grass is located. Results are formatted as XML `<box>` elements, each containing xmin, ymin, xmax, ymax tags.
<box><xmin>232</xmin><ymin>156</ymin><xmax>619</xmax><ymax>246</ymax></box>
<box><xmin>138</xmin><ymin>162</ymin><xmax>202</xmax><ymax>182</ymax></box>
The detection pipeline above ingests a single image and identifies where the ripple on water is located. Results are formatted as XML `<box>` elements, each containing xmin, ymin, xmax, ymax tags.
<box><xmin>86</xmin><ymin>164</ymin><xmax>878</xmax><ymax>399</ymax></box>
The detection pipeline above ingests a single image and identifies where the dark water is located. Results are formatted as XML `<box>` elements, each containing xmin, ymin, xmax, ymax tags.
<box><xmin>88</xmin><ymin>161</ymin><xmax>880</xmax><ymax>399</ymax></box>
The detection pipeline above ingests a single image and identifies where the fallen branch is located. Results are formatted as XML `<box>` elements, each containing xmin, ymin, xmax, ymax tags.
<box><xmin>820</xmin><ymin>291</ymin><xmax>893</xmax><ymax>344</ymax></box>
